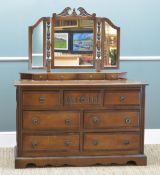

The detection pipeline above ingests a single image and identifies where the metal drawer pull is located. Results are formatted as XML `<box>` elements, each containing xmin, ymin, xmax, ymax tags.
<box><xmin>32</xmin><ymin>117</ymin><xmax>39</xmax><ymax>125</ymax></box>
<box><xmin>39</xmin><ymin>96</ymin><xmax>45</xmax><ymax>103</ymax></box>
<box><xmin>92</xmin><ymin>116</ymin><xmax>99</xmax><ymax>124</ymax></box>
<box><xmin>123</xmin><ymin>140</ymin><xmax>130</xmax><ymax>145</ymax></box>
<box><xmin>65</xmin><ymin>118</ymin><xmax>71</xmax><ymax>125</ymax></box>
<box><xmin>92</xmin><ymin>140</ymin><xmax>99</xmax><ymax>146</ymax></box>
<box><xmin>125</xmin><ymin>118</ymin><xmax>131</xmax><ymax>124</ymax></box>
<box><xmin>79</xmin><ymin>96</ymin><xmax>86</xmax><ymax>103</ymax></box>
<box><xmin>32</xmin><ymin>140</ymin><xmax>38</xmax><ymax>149</ymax></box>
<box><xmin>64</xmin><ymin>140</ymin><xmax>71</xmax><ymax>146</ymax></box>
<box><xmin>120</xmin><ymin>96</ymin><xmax>126</xmax><ymax>102</ymax></box>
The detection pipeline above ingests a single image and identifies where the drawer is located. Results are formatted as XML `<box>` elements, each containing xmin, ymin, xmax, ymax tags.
<box><xmin>78</xmin><ymin>73</ymin><xmax>105</xmax><ymax>80</ymax></box>
<box><xmin>23</xmin><ymin>111</ymin><xmax>80</xmax><ymax>130</ymax></box>
<box><xmin>104</xmin><ymin>91</ymin><xmax>140</xmax><ymax>105</ymax></box>
<box><xmin>32</xmin><ymin>74</ymin><xmax>47</xmax><ymax>80</ymax></box>
<box><xmin>84</xmin><ymin>133</ymin><xmax>140</xmax><ymax>151</ymax></box>
<box><xmin>64</xmin><ymin>90</ymin><xmax>102</xmax><ymax>107</ymax></box>
<box><xmin>22</xmin><ymin>91</ymin><xmax>60</xmax><ymax>108</ymax></box>
<box><xmin>48</xmin><ymin>73</ymin><xmax>77</xmax><ymax>80</ymax></box>
<box><xmin>23</xmin><ymin>134</ymin><xmax>79</xmax><ymax>151</ymax></box>
<box><xmin>84</xmin><ymin>111</ymin><xmax>139</xmax><ymax>129</ymax></box>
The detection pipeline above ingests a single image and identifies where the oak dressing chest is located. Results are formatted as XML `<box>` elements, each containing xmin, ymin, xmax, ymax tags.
<box><xmin>15</xmin><ymin>7</ymin><xmax>147</xmax><ymax>168</ymax></box>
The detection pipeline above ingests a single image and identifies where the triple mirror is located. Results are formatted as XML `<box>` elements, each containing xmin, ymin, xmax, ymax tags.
<box><xmin>29</xmin><ymin>7</ymin><xmax>120</xmax><ymax>70</ymax></box>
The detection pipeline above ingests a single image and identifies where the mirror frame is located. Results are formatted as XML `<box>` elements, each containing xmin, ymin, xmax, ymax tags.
<box><xmin>28</xmin><ymin>7</ymin><xmax>120</xmax><ymax>70</ymax></box>
<box><xmin>51</xmin><ymin>7</ymin><xmax>97</xmax><ymax>69</ymax></box>
<box><xmin>28</xmin><ymin>17</ymin><xmax>47</xmax><ymax>69</ymax></box>
<box><xmin>101</xmin><ymin>18</ymin><xmax>120</xmax><ymax>69</ymax></box>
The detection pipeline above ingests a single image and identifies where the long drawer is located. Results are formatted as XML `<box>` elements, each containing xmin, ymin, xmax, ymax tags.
<box><xmin>22</xmin><ymin>91</ymin><xmax>60</xmax><ymax>108</ymax></box>
<box><xmin>23</xmin><ymin>134</ymin><xmax>79</xmax><ymax>151</ymax></box>
<box><xmin>83</xmin><ymin>133</ymin><xmax>140</xmax><ymax>151</ymax></box>
<box><xmin>84</xmin><ymin>111</ymin><xmax>139</xmax><ymax>129</ymax></box>
<box><xmin>23</xmin><ymin>111</ymin><xmax>80</xmax><ymax>130</ymax></box>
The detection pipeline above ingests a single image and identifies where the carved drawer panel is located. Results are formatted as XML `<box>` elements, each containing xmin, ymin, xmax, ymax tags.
<box><xmin>23</xmin><ymin>111</ymin><xmax>80</xmax><ymax>130</ymax></box>
<box><xmin>23</xmin><ymin>134</ymin><xmax>79</xmax><ymax>151</ymax></box>
<box><xmin>64</xmin><ymin>90</ymin><xmax>102</xmax><ymax>107</ymax></box>
<box><xmin>22</xmin><ymin>91</ymin><xmax>60</xmax><ymax>108</ymax></box>
<box><xmin>84</xmin><ymin>111</ymin><xmax>139</xmax><ymax>129</ymax></box>
<box><xmin>83</xmin><ymin>133</ymin><xmax>140</xmax><ymax>151</ymax></box>
<box><xmin>104</xmin><ymin>91</ymin><xmax>140</xmax><ymax>106</ymax></box>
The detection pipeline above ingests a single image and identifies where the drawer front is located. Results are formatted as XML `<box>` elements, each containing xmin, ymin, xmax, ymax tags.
<box><xmin>104</xmin><ymin>91</ymin><xmax>140</xmax><ymax>105</ymax></box>
<box><xmin>84</xmin><ymin>133</ymin><xmax>140</xmax><ymax>151</ymax></box>
<box><xmin>84</xmin><ymin>111</ymin><xmax>139</xmax><ymax>129</ymax></box>
<box><xmin>48</xmin><ymin>73</ymin><xmax>77</xmax><ymax>80</ymax></box>
<box><xmin>22</xmin><ymin>91</ymin><xmax>60</xmax><ymax>108</ymax></box>
<box><xmin>64</xmin><ymin>90</ymin><xmax>102</xmax><ymax>107</ymax></box>
<box><xmin>78</xmin><ymin>73</ymin><xmax>105</xmax><ymax>80</ymax></box>
<box><xmin>23</xmin><ymin>134</ymin><xmax>79</xmax><ymax>151</ymax></box>
<box><xmin>23</xmin><ymin>111</ymin><xmax>80</xmax><ymax>130</ymax></box>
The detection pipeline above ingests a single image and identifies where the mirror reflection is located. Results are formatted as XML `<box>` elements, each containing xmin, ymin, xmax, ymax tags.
<box><xmin>103</xmin><ymin>21</ymin><xmax>118</xmax><ymax>67</ymax></box>
<box><xmin>53</xmin><ymin>19</ymin><xmax>94</xmax><ymax>67</ymax></box>
<box><xmin>32</xmin><ymin>21</ymin><xmax>43</xmax><ymax>67</ymax></box>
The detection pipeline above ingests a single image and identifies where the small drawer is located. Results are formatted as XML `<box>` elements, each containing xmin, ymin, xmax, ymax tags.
<box><xmin>83</xmin><ymin>133</ymin><xmax>140</xmax><ymax>151</ymax></box>
<box><xmin>64</xmin><ymin>90</ymin><xmax>102</xmax><ymax>107</ymax></box>
<box><xmin>84</xmin><ymin>111</ymin><xmax>139</xmax><ymax>129</ymax></box>
<box><xmin>78</xmin><ymin>73</ymin><xmax>105</xmax><ymax>80</ymax></box>
<box><xmin>22</xmin><ymin>91</ymin><xmax>60</xmax><ymax>108</ymax></box>
<box><xmin>48</xmin><ymin>73</ymin><xmax>77</xmax><ymax>80</ymax></box>
<box><xmin>23</xmin><ymin>134</ymin><xmax>79</xmax><ymax>152</ymax></box>
<box><xmin>32</xmin><ymin>74</ymin><xmax>48</xmax><ymax>80</ymax></box>
<box><xmin>104</xmin><ymin>91</ymin><xmax>140</xmax><ymax>105</ymax></box>
<box><xmin>23</xmin><ymin>111</ymin><xmax>80</xmax><ymax>130</ymax></box>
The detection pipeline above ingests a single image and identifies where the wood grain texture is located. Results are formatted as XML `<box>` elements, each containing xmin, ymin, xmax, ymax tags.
<box><xmin>15</xmin><ymin>79</ymin><xmax>147</xmax><ymax>168</ymax></box>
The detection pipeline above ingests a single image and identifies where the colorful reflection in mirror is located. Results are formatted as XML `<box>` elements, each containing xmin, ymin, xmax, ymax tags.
<box><xmin>103</xmin><ymin>21</ymin><xmax>118</xmax><ymax>67</ymax></box>
<box><xmin>53</xmin><ymin>19</ymin><xmax>95</xmax><ymax>67</ymax></box>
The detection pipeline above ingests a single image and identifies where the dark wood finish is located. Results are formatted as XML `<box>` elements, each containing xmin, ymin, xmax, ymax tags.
<box><xmin>15</xmin><ymin>78</ymin><xmax>147</xmax><ymax>168</ymax></box>
<box><xmin>19</xmin><ymin>72</ymin><xmax>127</xmax><ymax>81</ymax></box>
<box><xmin>104</xmin><ymin>91</ymin><xmax>140</xmax><ymax>106</ymax></box>
<box><xmin>84</xmin><ymin>111</ymin><xmax>139</xmax><ymax>129</ymax></box>
<box><xmin>23</xmin><ymin>111</ymin><xmax>80</xmax><ymax>130</ymax></box>
<box><xmin>22</xmin><ymin>91</ymin><xmax>60</xmax><ymax>108</ymax></box>
<box><xmin>83</xmin><ymin>133</ymin><xmax>140</xmax><ymax>151</ymax></box>
<box><xmin>23</xmin><ymin>134</ymin><xmax>79</xmax><ymax>151</ymax></box>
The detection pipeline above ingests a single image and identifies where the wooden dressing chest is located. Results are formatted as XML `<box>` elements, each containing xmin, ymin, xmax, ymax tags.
<box><xmin>15</xmin><ymin>73</ymin><xmax>147</xmax><ymax>168</ymax></box>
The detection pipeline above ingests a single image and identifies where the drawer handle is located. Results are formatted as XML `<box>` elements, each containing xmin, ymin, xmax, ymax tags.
<box><xmin>92</xmin><ymin>116</ymin><xmax>99</xmax><ymax>124</ymax></box>
<box><xmin>123</xmin><ymin>140</ymin><xmax>130</xmax><ymax>145</ymax></box>
<box><xmin>39</xmin><ymin>96</ymin><xmax>45</xmax><ymax>103</ymax></box>
<box><xmin>92</xmin><ymin>140</ymin><xmax>99</xmax><ymax>146</ymax></box>
<box><xmin>32</xmin><ymin>117</ymin><xmax>39</xmax><ymax>125</ymax></box>
<box><xmin>64</xmin><ymin>140</ymin><xmax>71</xmax><ymax>146</ymax></box>
<box><xmin>32</xmin><ymin>140</ymin><xmax>38</xmax><ymax>149</ymax></box>
<box><xmin>125</xmin><ymin>118</ymin><xmax>131</xmax><ymax>124</ymax></box>
<box><xmin>65</xmin><ymin>118</ymin><xmax>71</xmax><ymax>125</ymax></box>
<box><xmin>79</xmin><ymin>96</ymin><xmax>86</xmax><ymax>103</ymax></box>
<box><xmin>120</xmin><ymin>96</ymin><xmax>126</xmax><ymax>102</ymax></box>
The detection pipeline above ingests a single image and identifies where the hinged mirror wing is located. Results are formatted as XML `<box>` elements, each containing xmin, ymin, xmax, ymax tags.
<box><xmin>51</xmin><ymin>7</ymin><xmax>97</xmax><ymax>68</ymax></box>
<box><xmin>101</xmin><ymin>18</ymin><xmax>120</xmax><ymax>69</ymax></box>
<box><xmin>29</xmin><ymin>17</ymin><xmax>50</xmax><ymax>69</ymax></box>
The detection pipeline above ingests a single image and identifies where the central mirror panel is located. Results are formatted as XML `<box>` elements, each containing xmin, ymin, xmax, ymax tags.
<box><xmin>52</xmin><ymin>17</ymin><xmax>96</xmax><ymax>68</ymax></box>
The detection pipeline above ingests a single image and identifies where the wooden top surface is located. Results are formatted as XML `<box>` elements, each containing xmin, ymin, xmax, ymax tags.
<box><xmin>15</xmin><ymin>80</ymin><xmax>147</xmax><ymax>87</ymax></box>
